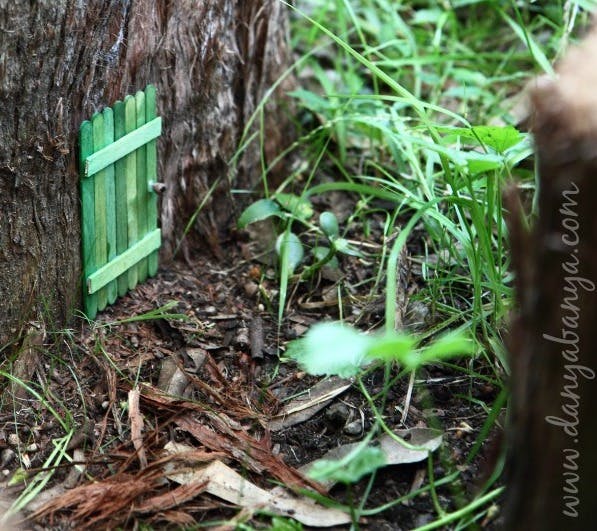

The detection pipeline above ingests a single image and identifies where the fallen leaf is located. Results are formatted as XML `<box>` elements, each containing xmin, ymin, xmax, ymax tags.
<box><xmin>175</xmin><ymin>414</ymin><xmax>322</xmax><ymax>493</ymax></box>
<box><xmin>157</xmin><ymin>356</ymin><xmax>189</xmax><ymax>396</ymax></box>
<box><xmin>268</xmin><ymin>377</ymin><xmax>352</xmax><ymax>431</ymax></box>
<box><xmin>380</xmin><ymin>428</ymin><xmax>443</xmax><ymax>464</ymax></box>
<box><xmin>164</xmin><ymin>443</ymin><xmax>351</xmax><ymax>527</ymax></box>
<box><xmin>300</xmin><ymin>427</ymin><xmax>443</xmax><ymax>489</ymax></box>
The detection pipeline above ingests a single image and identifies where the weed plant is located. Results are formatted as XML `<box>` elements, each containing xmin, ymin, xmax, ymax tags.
<box><xmin>237</xmin><ymin>0</ymin><xmax>595</xmax><ymax>528</ymax></box>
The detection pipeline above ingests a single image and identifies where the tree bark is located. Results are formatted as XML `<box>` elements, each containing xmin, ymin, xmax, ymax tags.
<box><xmin>504</xmin><ymin>26</ymin><xmax>597</xmax><ymax>529</ymax></box>
<box><xmin>0</xmin><ymin>1</ymin><xmax>295</xmax><ymax>344</ymax></box>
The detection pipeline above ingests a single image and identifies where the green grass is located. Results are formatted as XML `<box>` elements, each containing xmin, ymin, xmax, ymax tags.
<box><xmin>2</xmin><ymin>2</ymin><xmax>595</xmax><ymax>528</ymax></box>
<box><xmin>236</xmin><ymin>0</ymin><xmax>596</xmax><ymax>528</ymax></box>
<box><xmin>0</xmin><ymin>367</ymin><xmax>76</xmax><ymax>523</ymax></box>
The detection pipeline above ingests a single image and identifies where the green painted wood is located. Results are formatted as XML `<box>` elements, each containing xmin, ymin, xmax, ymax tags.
<box><xmin>124</xmin><ymin>95</ymin><xmax>139</xmax><ymax>290</ymax></box>
<box><xmin>87</xmin><ymin>229</ymin><xmax>161</xmax><ymax>294</ymax></box>
<box><xmin>92</xmin><ymin>112</ymin><xmax>108</xmax><ymax>311</ymax></box>
<box><xmin>84</xmin><ymin>117</ymin><xmax>162</xmax><ymax>178</ymax></box>
<box><xmin>80</xmin><ymin>85</ymin><xmax>162</xmax><ymax>317</ymax></box>
<box><xmin>113</xmin><ymin>100</ymin><xmax>129</xmax><ymax>297</ymax></box>
<box><xmin>135</xmin><ymin>90</ymin><xmax>149</xmax><ymax>282</ymax></box>
<box><xmin>146</xmin><ymin>84</ymin><xmax>159</xmax><ymax>277</ymax></box>
<box><xmin>79</xmin><ymin>120</ymin><xmax>97</xmax><ymax>319</ymax></box>
<box><xmin>103</xmin><ymin>107</ymin><xmax>117</xmax><ymax>304</ymax></box>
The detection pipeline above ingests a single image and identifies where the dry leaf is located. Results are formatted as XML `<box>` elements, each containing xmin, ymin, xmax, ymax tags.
<box><xmin>299</xmin><ymin>427</ymin><xmax>443</xmax><ymax>489</ymax></box>
<box><xmin>268</xmin><ymin>377</ymin><xmax>352</xmax><ymax>431</ymax></box>
<box><xmin>128</xmin><ymin>388</ymin><xmax>147</xmax><ymax>469</ymax></box>
<box><xmin>157</xmin><ymin>356</ymin><xmax>189</xmax><ymax>396</ymax></box>
<box><xmin>164</xmin><ymin>442</ymin><xmax>351</xmax><ymax>527</ymax></box>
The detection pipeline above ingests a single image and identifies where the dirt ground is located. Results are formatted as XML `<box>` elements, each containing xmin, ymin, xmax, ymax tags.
<box><xmin>0</xmin><ymin>224</ymin><xmax>505</xmax><ymax>529</ymax></box>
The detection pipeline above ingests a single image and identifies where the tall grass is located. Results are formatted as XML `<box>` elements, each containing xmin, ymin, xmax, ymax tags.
<box><xmin>267</xmin><ymin>0</ymin><xmax>593</xmax><ymax>353</ymax></box>
<box><xmin>237</xmin><ymin>0</ymin><xmax>594</xmax><ymax>527</ymax></box>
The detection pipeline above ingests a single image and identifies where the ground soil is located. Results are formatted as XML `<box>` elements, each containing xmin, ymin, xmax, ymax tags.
<box><xmin>0</xmin><ymin>225</ymin><xmax>505</xmax><ymax>530</ymax></box>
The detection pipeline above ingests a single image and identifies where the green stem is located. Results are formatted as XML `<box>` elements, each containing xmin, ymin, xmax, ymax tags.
<box><xmin>412</xmin><ymin>487</ymin><xmax>505</xmax><ymax>531</ymax></box>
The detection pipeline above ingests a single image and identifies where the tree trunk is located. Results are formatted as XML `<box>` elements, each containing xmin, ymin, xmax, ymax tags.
<box><xmin>504</xmin><ymin>26</ymin><xmax>597</xmax><ymax>529</ymax></box>
<box><xmin>0</xmin><ymin>1</ymin><xmax>295</xmax><ymax>344</ymax></box>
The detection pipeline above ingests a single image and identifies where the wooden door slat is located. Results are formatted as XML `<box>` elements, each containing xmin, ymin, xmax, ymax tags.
<box><xmin>84</xmin><ymin>118</ymin><xmax>161</xmax><ymax>177</ymax></box>
<box><xmin>124</xmin><ymin>95</ymin><xmax>139</xmax><ymax>290</ymax></box>
<box><xmin>113</xmin><ymin>100</ymin><xmax>129</xmax><ymax>297</ymax></box>
<box><xmin>103</xmin><ymin>107</ymin><xmax>117</xmax><ymax>304</ymax></box>
<box><xmin>135</xmin><ymin>90</ymin><xmax>149</xmax><ymax>283</ymax></box>
<box><xmin>87</xmin><ymin>229</ymin><xmax>161</xmax><ymax>294</ymax></box>
<box><xmin>79</xmin><ymin>120</ymin><xmax>97</xmax><ymax>318</ymax></box>
<box><xmin>146</xmin><ymin>85</ymin><xmax>159</xmax><ymax>277</ymax></box>
<box><xmin>92</xmin><ymin>112</ymin><xmax>108</xmax><ymax>311</ymax></box>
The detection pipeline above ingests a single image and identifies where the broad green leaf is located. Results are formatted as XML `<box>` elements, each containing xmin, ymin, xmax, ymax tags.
<box><xmin>411</xmin><ymin>8</ymin><xmax>443</xmax><ymax>25</ymax></box>
<box><xmin>366</xmin><ymin>333</ymin><xmax>418</xmax><ymax>363</ymax></box>
<box><xmin>319</xmin><ymin>211</ymin><xmax>340</xmax><ymax>239</ymax></box>
<box><xmin>8</xmin><ymin>468</ymin><xmax>28</xmax><ymax>486</ymax></box>
<box><xmin>469</xmin><ymin>125</ymin><xmax>523</xmax><ymax>153</ymax></box>
<box><xmin>270</xmin><ymin>517</ymin><xmax>304</xmax><ymax>531</ymax></box>
<box><xmin>333</xmin><ymin>237</ymin><xmax>363</xmax><ymax>257</ymax></box>
<box><xmin>461</xmin><ymin>151</ymin><xmax>504</xmax><ymax>175</ymax></box>
<box><xmin>312</xmin><ymin>246</ymin><xmax>340</xmax><ymax>269</ymax></box>
<box><xmin>399</xmin><ymin>331</ymin><xmax>473</xmax><ymax>370</ymax></box>
<box><xmin>444</xmin><ymin>85</ymin><xmax>489</xmax><ymax>101</ymax></box>
<box><xmin>289</xmin><ymin>88</ymin><xmax>335</xmax><ymax>113</ymax></box>
<box><xmin>276</xmin><ymin>232</ymin><xmax>304</xmax><ymax>275</ymax></box>
<box><xmin>451</xmin><ymin>68</ymin><xmax>488</xmax><ymax>88</ymax></box>
<box><xmin>308</xmin><ymin>446</ymin><xmax>386</xmax><ymax>484</ymax></box>
<box><xmin>419</xmin><ymin>331</ymin><xmax>474</xmax><ymax>364</ymax></box>
<box><xmin>439</xmin><ymin>125</ymin><xmax>523</xmax><ymax>153</ymax></box>
<box><xmin>237</xmin><ymin>199</ymin><xmax>282</xmax><ymax>229</ymax></box>
<box><xmin>504</xmin><ymin>134</ymin><xmax>533</xmax><ymax>167</ymax></box>
<box><xmin>286</xmin><ymin>322</ymin><xmax>372</xmax><ymax>377</ymax></box>
<box><xmin>275</xmin><ymin>193</ymin><xmax>314</xmax><ymax>221</ymax></box>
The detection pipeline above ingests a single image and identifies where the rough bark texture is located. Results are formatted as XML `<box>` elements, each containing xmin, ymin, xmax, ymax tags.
<box><xmin>504</xmin><ymin>27</ymin><xmax>597</xmax><ymax>529</ymax></box>
<box><xmin>0</xmin><ymin>1</ymin><xmax>295</xmax><ymax>344</ymax></box>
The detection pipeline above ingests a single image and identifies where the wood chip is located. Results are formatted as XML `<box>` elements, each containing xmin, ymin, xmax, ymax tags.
<box><xmin>249</xmin><ymin>316</ymin><xmax>264</xmax><ymax>359</ymax></box>
<box><xmin>128</xmin><ymin>388</ymin><xmax>147</xmax><ymax>469</ymax></box>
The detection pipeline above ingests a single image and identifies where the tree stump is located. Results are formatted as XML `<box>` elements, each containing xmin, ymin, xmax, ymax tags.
<box><xmin>505</xmin><ymin>26</ymin><xmax>597</xmax><ymax>530</ymax></box>
<box><xmin>0</xmin><ymin>1</ymin><xmax>295</xmax><ymax>344</ymax></box>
